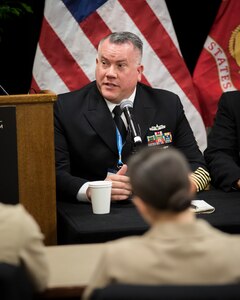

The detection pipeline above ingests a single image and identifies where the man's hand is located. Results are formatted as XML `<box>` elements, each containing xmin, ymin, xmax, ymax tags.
<box><xmin>105</xmin><ymin>164</ymin><xmax>132</xmax><ymax>201</ymax></box>
<box><xmin>189</xmin><ymin>174</ymin><xmax>197</xmax><ymax>194</ymax></box>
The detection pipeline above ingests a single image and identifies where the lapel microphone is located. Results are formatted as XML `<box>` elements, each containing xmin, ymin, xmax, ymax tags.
<box><xmin>120</xmin><ymin>100</ymin><xmax>142</xmax><ymax>146</ymax></box>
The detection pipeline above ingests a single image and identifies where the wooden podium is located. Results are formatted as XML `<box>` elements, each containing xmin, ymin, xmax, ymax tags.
<box><xmin>0</xmin><ymin>93</ymin><xmax>57</xmax><ymax>245</ymax></box>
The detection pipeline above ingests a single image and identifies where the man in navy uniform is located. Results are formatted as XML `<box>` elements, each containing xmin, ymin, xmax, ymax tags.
<box><xmin>54</xmin><ymin>31</ymin><xmax>210</xmax><ymax>203</ymax></box>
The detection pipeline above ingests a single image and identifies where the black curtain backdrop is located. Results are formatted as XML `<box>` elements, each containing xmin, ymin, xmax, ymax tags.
<box><xmin>0</xmin><ymin>0</ymin><xmax>221</xmax><ymax>95</ymax></box>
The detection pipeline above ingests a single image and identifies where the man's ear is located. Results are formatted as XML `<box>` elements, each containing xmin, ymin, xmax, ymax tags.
<box><xmin>137</xmin><ymin>64</ymin><xmax>144</xmax><ymax>82</ymax></box>
<box><xmin>133</xmin><ymin>196</ymin><xmax>151</xmax><ymax>223</ymax></box>
<box><xmin>133</xmin><ymin>196</ymin><xmax>158</xmax><ymax>225</ymax></box>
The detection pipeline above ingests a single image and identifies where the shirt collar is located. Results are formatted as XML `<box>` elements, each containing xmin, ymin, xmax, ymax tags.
<box><xmin>105</xmin><ymin>88</ymin><xmax>136</xmax><ymax>114</ymax></box>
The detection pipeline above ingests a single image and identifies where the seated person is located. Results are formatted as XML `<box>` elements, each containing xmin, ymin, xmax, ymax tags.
<box><xmin>54</xmin><ymin>31</ymin><xmax>210</xmax><ymax>203</ymax></box>
<box><xmin>204</xmin><ymin>91</ymin><xmax>240</xmax><ymax>192</ymax></box>
<box><xmin>0</xmin><ymin>202</ymin><xmax>49</xmax><ymax>292</ymax></box>
<box><xmin>83</xmin><ymin>147</ymin><xmax>240</xmax><ymax>300</ymax></box>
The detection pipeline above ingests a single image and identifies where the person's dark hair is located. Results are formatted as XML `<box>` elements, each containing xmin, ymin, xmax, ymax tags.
<box><xmin>127</xmin><ymin>147</ymin><xmax>193</xmax><ymax>212</ymax></box>
<box><xmin>99</xmin><ymin>31</ymin><xmax>143</xmax><ymax>61</ymax></box>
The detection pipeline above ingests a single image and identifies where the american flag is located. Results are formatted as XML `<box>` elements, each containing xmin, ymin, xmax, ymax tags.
<box><xmin>31</xmin><ymin>0</ymin><xmax>207</xmax><ymax>152</ymax></box>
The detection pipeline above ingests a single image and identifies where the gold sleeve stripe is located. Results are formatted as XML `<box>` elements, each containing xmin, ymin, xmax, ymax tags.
<box><xmin>190</xmin><ymin>167</ymin><xmax>211</xmax><ymax>192</ymax></box>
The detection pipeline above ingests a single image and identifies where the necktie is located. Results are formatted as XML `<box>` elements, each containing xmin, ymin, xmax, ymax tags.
<box><xmin>113</xmin><ymin>105</ymin><xmax>127</xmax><ymax>141</ymax></box>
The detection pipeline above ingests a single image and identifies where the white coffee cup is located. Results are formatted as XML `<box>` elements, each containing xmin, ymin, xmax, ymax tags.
<box><xmin>89</xmin><ymin>181</ymin><xmax>112</xmax><ymax>214</ymax></box>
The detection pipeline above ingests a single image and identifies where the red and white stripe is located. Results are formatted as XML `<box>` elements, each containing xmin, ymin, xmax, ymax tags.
<box><xmin>31</xmin><ymin>0</ymin><xmax>207</xmax><ymax>151</ymax></box>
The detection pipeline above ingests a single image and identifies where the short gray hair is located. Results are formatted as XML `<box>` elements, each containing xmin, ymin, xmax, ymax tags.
<box><xmin>99</xmin><ymin>32</ymin><xmax>143</xmax><ymax>62</ymax></box>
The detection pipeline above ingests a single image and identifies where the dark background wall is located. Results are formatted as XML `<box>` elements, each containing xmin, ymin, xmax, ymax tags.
<box><xmin>0</xmin><ymin>0</ymin><xmax>221</xmax><ymax>95</ymax></box>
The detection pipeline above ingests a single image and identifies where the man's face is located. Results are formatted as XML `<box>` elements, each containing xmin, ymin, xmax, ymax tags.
<box><xmin>95</xmin><ymin>38</ymin><xmax>143</xmax><ymax>104</ymax></box>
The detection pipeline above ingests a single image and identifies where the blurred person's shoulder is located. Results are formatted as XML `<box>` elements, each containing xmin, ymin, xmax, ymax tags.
<box><xmin>0</xmin><ymin>203</ymin><xmax>42</xmax><ymax>235</ymax></box>
<box><xmin>0</xmin><ymin>202</ymin><xmax>25</xmax><ymax>219</ymax></box>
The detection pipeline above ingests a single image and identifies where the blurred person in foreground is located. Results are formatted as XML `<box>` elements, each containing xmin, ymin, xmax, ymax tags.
<box><xmin>83</xmin><ymin>147</ymin><xmax>240</xmax><ymax>300</ymax></box>
<box><xmin>204</xmin><ymin>91</ymin><xmax>240</xmax><ymax>192</ymax></box>
<box><xmin>0</xmin><ymin>202</ymin><xmax>49</xmax><ymax>292</ymax></box>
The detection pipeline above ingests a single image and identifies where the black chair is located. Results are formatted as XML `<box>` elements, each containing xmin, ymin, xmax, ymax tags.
<box><xmin>90</xmin><ymin>283</ymin><xmax>240</xmax><ymax>300</ymax></box>
<box><xmin>0</xmin><ymin>262</ymin><xmax>34</xmax><ymax>300</ymax></box>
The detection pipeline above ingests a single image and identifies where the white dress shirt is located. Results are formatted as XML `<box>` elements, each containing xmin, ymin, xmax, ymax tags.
<box><xmin>76</xmin><ymin>89</ymin><xmax>136</xmax><ymax>202</ymax></box>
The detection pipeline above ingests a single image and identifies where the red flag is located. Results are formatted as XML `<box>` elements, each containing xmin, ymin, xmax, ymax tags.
<box><xmin>193</xmin><ymin>0</ymin><xmax>240</xmax><ymax>127</ymax></box>
<box><xmin>31</xmin><ymin>0</ymin><xmax>207</xmax><ymax>151</ymax></box>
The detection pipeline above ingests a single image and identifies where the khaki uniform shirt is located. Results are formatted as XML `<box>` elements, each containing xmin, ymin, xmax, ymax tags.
<box><xmin>0</xmin><ymin>203</ymin><xmax>49</xmax><ymax>291</ymax></box>
<box><xmin>83</xmin><ymin>219</ymin><xmax>240</xmax><ymax>300</ymax></box>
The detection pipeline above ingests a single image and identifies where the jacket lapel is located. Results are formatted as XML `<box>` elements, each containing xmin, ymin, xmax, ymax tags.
<box><xmin>133</xmin><ymin>84</ymin><xmax>155</xmax><ymax>141</ymax></box>
<box><xmin>84</xmin><ymin>83</ymin><xmax>155</xmax><ymax>156</ymax></box>
<box><xmin>84</xmin><ymin>88</ymin><xmax>118</xmax><ymax>155</ymax></box>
